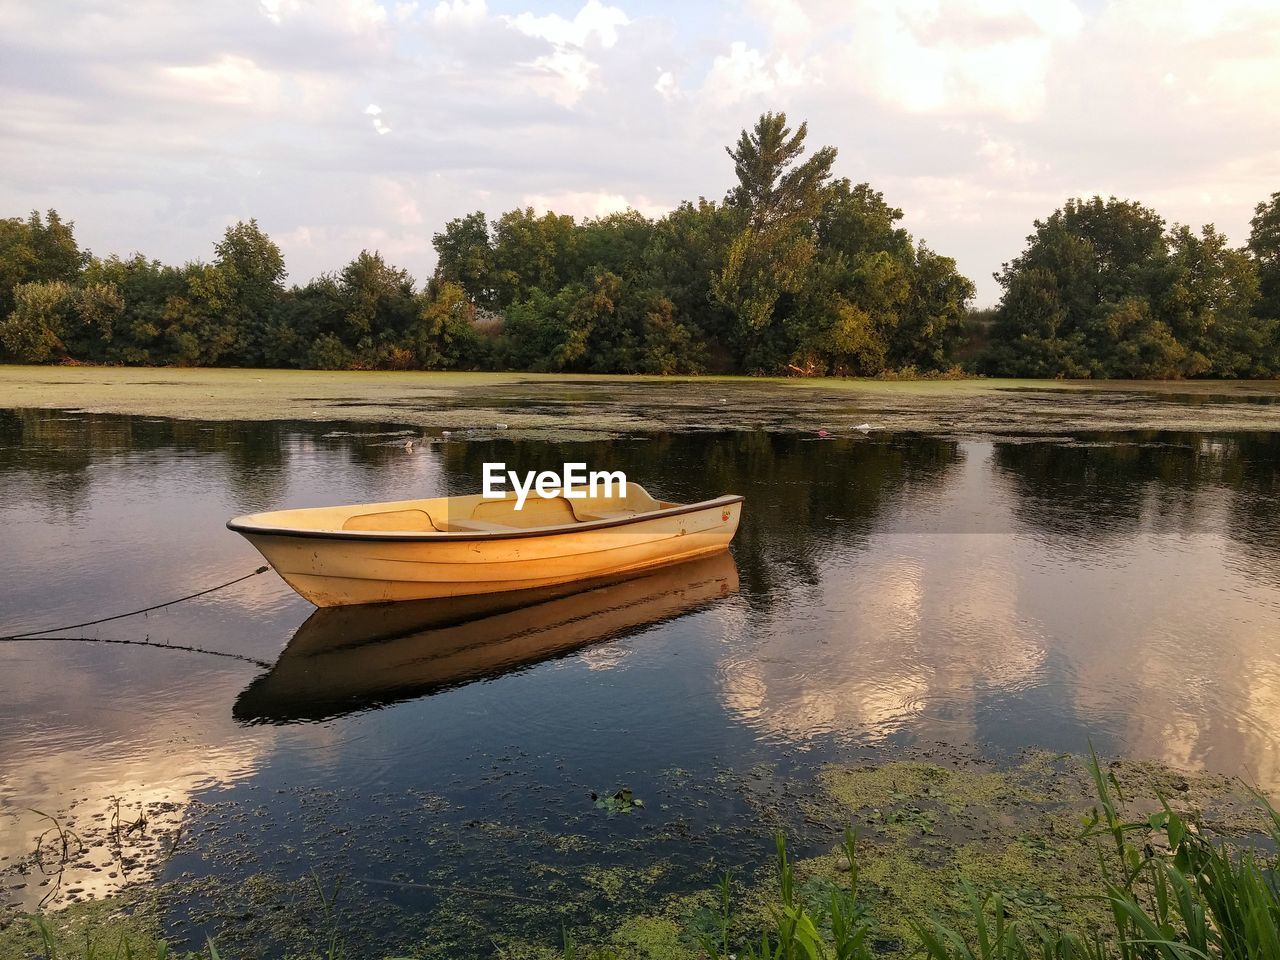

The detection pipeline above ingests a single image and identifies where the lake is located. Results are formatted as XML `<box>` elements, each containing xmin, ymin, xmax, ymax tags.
<box><xmin>2</xmin><ymin>405</ymin><xmax>1279</xmax><ymax>955</ymax></box>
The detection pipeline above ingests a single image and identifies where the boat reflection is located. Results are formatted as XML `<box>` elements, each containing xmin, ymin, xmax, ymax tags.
<box><xmin>234</xmin><ymin>552</ymin><xmax>739</xmax><ymax>724</ymax></box>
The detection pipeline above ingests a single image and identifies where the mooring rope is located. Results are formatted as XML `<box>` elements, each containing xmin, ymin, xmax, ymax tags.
<box><xmin>1</xmin><ymin>634</ymin><xmax>272</xmax><ymax>668</ymax></box>
<box><xmin>0</xmin><ymin>565</ymin><xmax>271</xmax><ymax>642</ymax></box>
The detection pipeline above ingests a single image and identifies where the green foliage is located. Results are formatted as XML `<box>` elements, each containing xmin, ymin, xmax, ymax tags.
<box><xmin>592</xmin><ymin>787</ymin><xmax>645</xmax><ymax>815</ymax></box>
<box><xmin>985</xmin><ymin>197</ymin><xmax>1277</xmax><ymax>378</ymax></box>
<box><xmin>695</xmin><ymin>831</ymin><xmax>874</xmax><ymax>960</ymax></box>
<box><xmin>0</xmin><ymin>209</ymin><xmax>85</xmax><ymax>320</ymax></box>
<box><xmin>433</xmin><ymin>211</ymin><xmax>495</xmax><ymax>308</ymax></box>
<box><xmin>725</xmin><ymin>111</ymin><xmax>838</xmax><ymax>227</ymax></box>
<box><xmin>0</xmin><ymin>280</ymin><xmax>75</xmax><ymax>362</ymax></box>
<box><xmin>1249</xmin><ymin>193</ymin><xmax>1280</xmax><ymax>321</ymax></box>
<box><xmin>415</xmin><ymin>279</ymin><xmax>482</xmax><ymax>368</ymax></box>
<box><xmin>906</xmin><ymin>749</ymin><xmax>1280</xmax><ymax>960</ymax></box>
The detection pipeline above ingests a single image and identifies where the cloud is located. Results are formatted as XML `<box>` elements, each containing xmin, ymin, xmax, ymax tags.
<box><xmin>375</xmin><ymin>176</ymin><xmax>424</xmax><ymax>225</ymax></box>
<box><xmin>522</xmin><ymin>189</ymin><xmax>669</xmax><ymax>220</ymax></box>
<box><xmin>654</xmin><ymin>69</ymin><xmax>681</xmax><ymax>101</ymax></box>
<box><xmin>160</xmin><ymin>55</ymin><xmax>283</xmax><ymax>108</ymax></box>
<box><xmin>1</xmin><ymin>0</ymin><xmax>1278</xmax><ymax>306</ymax></box>
<box><xmin>703</xmin><ymin>41</ymin><xmax>811</xmax><ymax>107</ymax></box>
<box><xmin>503</xmin><ymin>0</ymin><xmax>631</xmax><ymax>106</ymax></box>
<box><xmin>431</xmin><ymin>0</ymin><xmax>486</xmax><ymax>27</ymax></box>
<box><xmin>364</xmin><ymin>102</ymin><xmax>391</xmax><ymax>134</ymax></box>
<box><xmin>837</xmin><ymin>0</ymin><xmax>1085</xmax><ymax>121</ymax></box>
<box><xmin>423</xmin><ymin>0</ymin><xmax>633</xmax><ymax>107</ymax></box>
<box><xmin>977</xmin><ymin>134</ymin><xmax>1042</xmax><ymax>179</ymax></box>
<box><xmin>259</xmin><ymin>0</ymin><xmax>300</xmax><ymax>25</ymax></box>
<box><xmin>505</xmin><ymin>0</ymin><xmax>629</xmax><ymax>49</ymax></box>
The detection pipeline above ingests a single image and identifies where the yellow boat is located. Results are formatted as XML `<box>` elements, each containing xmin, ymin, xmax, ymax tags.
<box><xmin>227</xmin><ymin>483</ymin><xmax>743</xmax><ymax>607</ymax></box>
<box><xmin>234</xmin><ymin>552</ymin><xmax>739</xmax><ymax>723</ymax></box>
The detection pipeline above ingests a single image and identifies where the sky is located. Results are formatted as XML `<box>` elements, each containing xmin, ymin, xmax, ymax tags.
<box><xmin>2</xmin><ymin>0</ymin><xmax>1277</xmax><ymax>305</ymax></box>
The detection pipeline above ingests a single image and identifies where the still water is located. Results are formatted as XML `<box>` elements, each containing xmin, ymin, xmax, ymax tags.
<box><xmin>1</xmin><ymin>408</ymin><xmax>1279</xmax><ymax>952</ymax></box>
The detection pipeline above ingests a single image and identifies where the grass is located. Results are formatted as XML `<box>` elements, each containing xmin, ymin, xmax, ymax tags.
<box><xmin>696</xmin><ymin>748</ymin><xmax>1280</xmax><ymax>960</ymax></box>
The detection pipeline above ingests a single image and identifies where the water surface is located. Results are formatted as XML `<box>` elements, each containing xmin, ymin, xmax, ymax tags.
<box><xmin>1</xmin><ymin>408</ymin><xmax>1278</xmax><ymax>952</ymax></box>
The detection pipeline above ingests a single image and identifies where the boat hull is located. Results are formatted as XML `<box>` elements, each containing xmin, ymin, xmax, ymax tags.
<box><xmin>235</xmin><ymin>498</ymin><xmax>742</xmax><ymax>607</ymax></box>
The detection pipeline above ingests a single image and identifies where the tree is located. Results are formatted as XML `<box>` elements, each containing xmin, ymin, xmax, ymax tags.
<box><xmin>413</xmin><ymin>280</ymin><xmax>480</xmax><ymax>368</ymax></box>
<box><xmin>642</xmin><ymin>199</ymin><xmax>737</xmax><ymax>369</ymax></box>
<box><xmin>725</xmin><ymin>112</ymin><xmax>837</xmax><ymax>227</ymax></box>
<box><xmin>0</xmin><ymin>210</ymin><xmax>85</xmax><ymax>319</ymax></box>
<box><xmin>489</xmin><ymin>208</ymin><xmax>578</xmax><ymax>306</ymax></box>
<box><xmin>639</xmin><ymin>294</ymin><xmax>704</xmax><ymax>374</ymax></box>
<box><xmin>0</xmin><ymin>280</ymin><xmax>74</xmax><ymax>362</ymax></box>
<box><xmin>575</xmin><ymin>210</ymin><xmax>655</xmax><ymax>280</ymax></box>
<box><xmin>984</xmin><ymin>197</ymin><xmax>1171</xmax><ymax>377</ymax></box>
<box><xmin>1248</xmin><ymin>193</ymin><xmax>1280</xmax><ymax>326</ymax></box>
<box><xmin>0</xmin><ymin>114</ymin><xmax>1000</xmax><ymax>377</ymax></box>
<box><xmin>817</xmin><ymin>180</ymin><xmax>911</xmax><ymax>261</ymax></box>
<box><xmin>433</xmin><ymin>212</ymin><xmax>495</xmax><ymax>307</ymax></box>
<box><xmin>63</xmin><ymin>281</ymin><xmax>125</xmax><ymax>359</ymax></box>
<box><xmin>713</xmin><ymin>112</ymin><xmax>838</xmax><ymax>370</ymax></box>
<box><xmin>338</xmin><ymin>251</ymin><xmax>418</xmax><ymax>349</ymax></box>
<box><xmin>892</xmin><ymin>244</ymin><xmax>974</xmax><ymax>370</ymax></box>
<box><xmin>1162</xmin><ymin>223</ymin><xmax>1265</xmax><ymax>376</ymax></box>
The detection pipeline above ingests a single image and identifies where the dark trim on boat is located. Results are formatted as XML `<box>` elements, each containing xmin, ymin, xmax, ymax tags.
<box><xmin>227</xmin><ymin>495</ymin><xmax>745</xmax><ymax>543</ymax></box>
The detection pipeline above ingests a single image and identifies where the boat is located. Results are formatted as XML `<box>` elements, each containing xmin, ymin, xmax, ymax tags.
<box><xmin>233</xmin><ymin>552</ymin><xmax>740</xmax><ymax>723</ymax></box>
<box><xmin>226</xmin><ymin>482</ymin><xmax>743</xmax><ymax>607</ymax></box>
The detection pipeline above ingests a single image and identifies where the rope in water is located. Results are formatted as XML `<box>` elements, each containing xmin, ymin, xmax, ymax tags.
<box><xmin>1</xmin><ymin>634</ymin><xmax>272</xmax><ymax>668</ymax></box>
<box><xmin>0</xmin><ymin>565</ymin><xmax>271</xmax><ymax>641</ymax></box>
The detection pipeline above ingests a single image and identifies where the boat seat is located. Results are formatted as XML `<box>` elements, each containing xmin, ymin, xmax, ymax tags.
<box><xmin>567</xmin><ymin>483</ymin><xmax>662</xmax><ymax>523</ymax></box>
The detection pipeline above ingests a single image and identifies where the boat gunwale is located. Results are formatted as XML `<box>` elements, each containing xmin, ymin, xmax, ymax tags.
<box><xmin>226</xmin><ymin>495</ymin><xmax>744</xmax><ymax>543</ymax></box>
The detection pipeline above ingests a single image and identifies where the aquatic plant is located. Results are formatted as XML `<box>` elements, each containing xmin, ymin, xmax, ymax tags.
<box><xmin>592</xmin><ymin>788</ymin><xmax>645</xmax><ymax>816</ymax></box>
<box><xmin>9</xmin><ymin>753</ymin><xmax>1279</xmax><ymax>960</ymax></box>
<box><xmin>584</xmin><ymin>752</ymin><xmax>1280</xmax><ymax>960</ymax></box>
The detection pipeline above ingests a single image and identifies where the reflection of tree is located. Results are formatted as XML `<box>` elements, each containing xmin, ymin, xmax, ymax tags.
<box><xmin>437</xmin><ymin>431</ymin><xmax>962</xmax><ymax>599</ymax></box>
<box><xmin>1216</xmin><ymin>433</ymin><xmax>1280</xmax><ymax>584</ymax></box>
<box><xmin>0</xmin><ymin>410</ymin><xmax>297</xmax><ymax>514</ymax></box>
<box><xmin>993</xmin><ymin>432</ymin><xmax>1280</xmax><ymax>581</ymax></box>
<box><xmin>0</xmin><ymin>409</ymin><xmax>96</xmax><ymax>513</ymax></box>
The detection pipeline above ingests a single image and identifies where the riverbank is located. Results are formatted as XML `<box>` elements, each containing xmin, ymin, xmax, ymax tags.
<box><xmin>4</xmin><ymin>366</ymin><xmax>1280</xmax><ymax>440</ymax></box>
<box><xmin>2</xmin><ymin>749</ymin><xmax>1274</xmax><ymax>959</ymax></box>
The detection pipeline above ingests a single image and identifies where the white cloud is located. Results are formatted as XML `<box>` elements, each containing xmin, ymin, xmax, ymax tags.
<box><xmin>523</xmin><ymin>190</ymin><xmax>669</xmax><ymax>220</ymax></box>
<box><xmin>364</xmin><ymin>102</ymin><xmax>390</xmax><ymax>134</ymax></box>
<box><xmin>3</xmin><ymin>0</ymin><xmax>1279</xmax><ymax>309</ymax></box>
<box><xmin>838</xmin><ymin>0</ymin><xmax>1084</xmax><ymax>120</ymax></box>
<box><xmin>426</xmin><ymin>0</ymin><xmax>633</xmax><ymax>107</ymax></box>
<box><xmin>1097</xmin><ymin>0</ymin><xmax>1280</xmax><ymax>109</ymax></box>
<box><xmin>506</xmin><ymin>0</ymin><xmax>629</xmax><ymax>49</ymax></box>
<box><xmin>431</xmin><ymin>0</ymin><xmax>486</xmax><ymax>27</ymax></box>
<box><xmin>374</xmin><ymin>176</ymin><xmax>424</xmax><ymax>225</ymax></box>
<box><xmin>527</xmin><ymin>48</ymin><xmax>596</xmax><ymax>106</ymax></box>
<box><xmin>704</xmin><ymin>41</ymin><xmax>811</xmax><ymax>107</ymax></box>
<box><xmin>506</xmin><ymin>0</ymin><xmax>632</xmax><ymax>106</ymax></box>
<box><xmin>654</xmin><ymin>69</ymin><xmax>681</xmax><ymax>101</ymax></box>
<box><xmin>339</xmin><ymin>0</ymin><xmax>389</xmax><ymax>31</ymax></box>
<box><xmin>745</xmin><ymin>0</ymin><xmax>814</xmax><ymax>49</ymax></box>
<box><xmin>160</xmin><ymin>55</ymin><xmax>283</xmax><ymax>108</ymax></box>
<box><xmin>259</xmin><ymin>0</ymin><xmax>300</xmax><ymax>25</ymax></box>
<box><xmin>977</xmin><ymin>135</ymin><xmax>1041</xmax><ymax>179</ymax></box>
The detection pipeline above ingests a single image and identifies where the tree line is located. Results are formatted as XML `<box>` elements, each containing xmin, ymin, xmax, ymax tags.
<box><xmin>2</xmin><ymin>113</ymin><xmax>1277</xmax><ymax>379</ymax></box>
